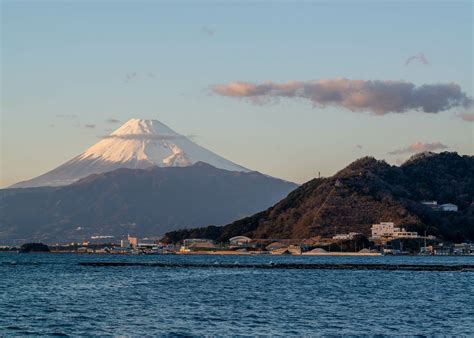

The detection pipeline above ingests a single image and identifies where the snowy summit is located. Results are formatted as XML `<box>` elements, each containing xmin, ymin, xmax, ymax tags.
<box><xmin>11</xmin><ymin>118</ymin><xmax>249</xmax><ymax>188</ymax></box>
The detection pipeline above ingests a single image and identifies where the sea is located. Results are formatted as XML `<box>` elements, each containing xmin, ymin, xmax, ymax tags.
<box><xmin>1</xmin><ymin>253</ymin><xmax>473</xmax><ymax>336</ymax></box>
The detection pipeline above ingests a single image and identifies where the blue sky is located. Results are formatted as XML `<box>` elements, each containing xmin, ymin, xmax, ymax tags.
<box><xmin>1</xmin><ymin>0</ymin><xmax>473</xmax><ymax>187</ymax></box>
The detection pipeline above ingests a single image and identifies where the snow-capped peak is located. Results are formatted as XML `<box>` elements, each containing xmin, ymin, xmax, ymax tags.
<box><xmin>111</xmin><ymin>118</ymin><xmax>179</xmax><ymax>137</ymax></box>
<box><xmin>11</xmin><ymin>118</ymin><xmax>250</xmax><ymax>188</ymax></box>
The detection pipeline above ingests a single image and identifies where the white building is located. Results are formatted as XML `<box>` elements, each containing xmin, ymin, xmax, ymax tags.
<box><xmin>332</xmin><ymin>232</ymin><xmax>362</xmax><ymax>240</ymax></box>
<box><xmin>439</xmin><ymin>203</ymin><xmax>458</xmax><ymax>212</ymax></box>
<box><xmin>371</xmin><ymin>222</ymin><xmax>418</xmax><ymax>239</ymax></box>
<box><xmin>229</xmin><ymin>236</ymin><xmax>252</xmax><ymax>246</ymax></box>
<box><xmin>421</xmin><ymin>201</ymin><xmax>458</xmax><ymax>212</ymax></box>
<box><xmin>120</xmin><ymin>239</ymin><xmax>130</xmax><ymax>248</ymax></box>
<box><xmin>421</xmin><ymin>200</ymin><xmax>438</xmax><ymax>207</ymax></box>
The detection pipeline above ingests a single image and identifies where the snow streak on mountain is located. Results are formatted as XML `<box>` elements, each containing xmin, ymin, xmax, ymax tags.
<box><xmin>11</xmin><ymin>119</ymin><xmax>250</xmax><ymax>188</ymax></box>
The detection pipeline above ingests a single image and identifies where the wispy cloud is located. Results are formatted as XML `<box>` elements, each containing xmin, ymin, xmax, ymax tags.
<box><xmin>124</xmin><ymin>73</ymin><xmax>138</xmax><ymax>82</ymax></box>
<box><xmin>84</xmin><ymin>124</ymin><xmax>96</xmax><ymax>129</ymax></box>
<box><xmin>56</xmin><ymin>114</ymin><xmax>78</xmax><ymax>118</ymax></box>
<box><xmin>105</xmin><ymin>118</ymin><xmax>121</xmax><ymax>124</ymax></box>
<box><xmin>388</xmin><ymin>141</ymin><xmax>448</xmax><ymax>155</ymax></box>
<box><xmin>456</xmin><ymin>112</ymin><xmax>474</xmax><ymax>122</ymax></box>
<box><xmin>100</xmin><ymin>134</ymin><xmax>188</xmax><ymax>141</ymax></box>
<box><xmin>405</xmin><ymin>52</ymin><xmax>430</xmax><ymax>66</ymax></box>
<box><xmin>202</xmin><ymin>26</ymin><xmax>215</xmax><ymax>36</ymax></box>
<box><xmin>124</xmin><ymin>72</ymin><xmax>157</xmax><ymax>83</ymax></box>
<box><xmin>211</xmin><ymin>79</ymin><xmax>472</xmax><ymax>115</ymax></box>
<box><xmin>355</xmin><ymin>144</ymin><xmax>363</xmax><ymax>150</ymax></box>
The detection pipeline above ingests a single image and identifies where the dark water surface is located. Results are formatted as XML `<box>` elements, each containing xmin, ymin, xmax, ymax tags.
<box><xmin>1</xmin><ymin>253</ymin><xmax>473</xmax><ymax>336</ymax></box>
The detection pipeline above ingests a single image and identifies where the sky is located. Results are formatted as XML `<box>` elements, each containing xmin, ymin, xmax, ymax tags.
<box><xmin>1</xmin><ymin>0</ymin><xmax>473</xmax><ymax>187</ymax></box>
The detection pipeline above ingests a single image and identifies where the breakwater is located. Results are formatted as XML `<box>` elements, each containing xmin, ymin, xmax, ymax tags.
<box><xmin>79</xmin><ymin>261</ymin><xmax>474</xmax><ymax>271</ymax></box>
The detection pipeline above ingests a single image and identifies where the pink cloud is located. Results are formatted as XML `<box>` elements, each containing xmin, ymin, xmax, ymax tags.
<box><xmin>211</xmin><ymin>79</ymin><xmax>472</xmax><ymax>115</ymax></box>
<box><xmin>388</xmin><ymin>141</ymin><xmax>448</xmax><ymax>155</ymax></box>
<box><xmin>457</xmin><ymin>112</ymin><xmax>474</xmax><ymax>122</ymax></box>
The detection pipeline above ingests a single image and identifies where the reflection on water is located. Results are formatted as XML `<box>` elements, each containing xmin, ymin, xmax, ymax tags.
<box><xmin>1</xmin><ymin>253</ymin><xmax>473</xmax><ymax>335</ymax></box>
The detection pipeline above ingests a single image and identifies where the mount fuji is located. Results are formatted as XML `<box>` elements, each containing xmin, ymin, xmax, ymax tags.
<box><xmin>11</xmin><ymin>118</ymin><xmax>250</xmax><ymax>188</ymax></box>
<box><xmin>2</xmin><ymin>118</ymin><xmax>298</xmax><ymax>243</ymax></box>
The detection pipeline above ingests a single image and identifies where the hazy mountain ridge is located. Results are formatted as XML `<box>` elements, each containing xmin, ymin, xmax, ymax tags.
<box><xmin>0</xmin><ymin>163</ymin><xmax>297</xmax><ymax>244</ymax></box>
<box><xmin>163</xmin><ymin>152</ymin><xmax>474</xmax><ymax>243</ymax></box>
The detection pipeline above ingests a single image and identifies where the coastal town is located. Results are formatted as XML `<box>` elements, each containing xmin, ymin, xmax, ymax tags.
<box><xmin>4</xmin><ymin>218</ymin><xmax>473</xmax><ymax>256</ymax></box>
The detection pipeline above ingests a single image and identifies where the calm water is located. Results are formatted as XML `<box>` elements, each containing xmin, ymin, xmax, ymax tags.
<box><xmin>1</xmin><ymin>253</ymin><xmax>473</xmax><ymax>336</ymax></box>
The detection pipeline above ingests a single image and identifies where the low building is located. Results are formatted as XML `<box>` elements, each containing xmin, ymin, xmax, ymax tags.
<box><xmin>439</xmin><ymin>203</ymin><xmax>458</xmax><ymax>212</ymax></box>
<box><xmin>181</xmin><ymin>238</ymin><xmax>216</xmax><ymax>252</ymax></box>
<box><xmin>421</xmin><ymin>200</ymin><xmax>458</xmax><ymax>212</ymax></box>
<box><xmin>265</xmin><ymin>242</ymin><xmax>287</xmax><ymax>251</ymax></box>
<box><xmin>229</xmin><ymin>236</ymin><xmax>252</xmax><ymax>246</ymax></box>
<box><xmin>332</xmin><ymin>232</ymin><xmax>362</xmax><ymax>240</ymax></box>
<box><xmin>371</xmin><ymin>222</ymin><xmax>418</xmax><ymax>240</ymax></box>
<box><xmin>421</xmin><ymin>200</ymin><xmax>438</xmax><ymax>207</ymax></box>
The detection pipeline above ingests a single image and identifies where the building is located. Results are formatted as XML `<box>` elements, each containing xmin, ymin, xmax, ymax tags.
<box><xmin>229</xmin><ymin>236</ymin><xmax>252</xmax><ymax>247</ymax></box>
<box><xmin>371</xmin><ymin>222</ymin><xmax>418</xmax><ymax>240</ymax></box>
<box><xmin>120</xmin><ymin>239</ymin><xmax>130</xmax><ymax>248</ymax></box>
<box><xmin>181</xmin><ymin>238</ymin><xmax>216</xmax><ymax>252</ymax></box>
<box><xmin>265</xmin><ymin>242</ymin><xmax>287</xmax><ymax>251</ymax></box>
<box><xmin>421</xmin><ymin>200</ymin><xmax>458</xmax><ymax>212</ymax></box>
<box><xmin>127</xmin><ymin>235</ymin><xmax>138</xmax><ymax>248</ymax></box>
<box><xmin>439</xmin><ymin>203</ymin><xmax>458</xmax><ymax>212</ymax></box>
<box><xmin>183</xmin><ymin>238</ymin><xmax>214</xmax><ymax>246</ymax></box>
<box><xmin>332</xmin><ymin>232</ymin><xmax>362</xmax><ymax>240</ymax></box>
<box><xmin>421</xmin><ymin>200</ymin><xmax>438</xmax><ymax>207</ymax></box>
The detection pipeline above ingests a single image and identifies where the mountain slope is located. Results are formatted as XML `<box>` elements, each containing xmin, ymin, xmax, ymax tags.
<box><xmin>163</xmin><ymin>152</ymin><xmax>474</xmax><ymax>243</ymax></box>
<box><xmin>0</xmin><ymin>163</ymin><xmax>297</xmax><ymax>244</ymax></box>
<box><xmin>11</xmin><ymin>118</ymin><xmax>249</xmax><ymax>188</ymax></box>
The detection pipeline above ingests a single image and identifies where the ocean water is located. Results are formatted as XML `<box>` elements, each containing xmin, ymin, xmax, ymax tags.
<box><xmin>1</xmin><ymin>253</ymin><xmax>473</xmax><ymax>336</ymax></box>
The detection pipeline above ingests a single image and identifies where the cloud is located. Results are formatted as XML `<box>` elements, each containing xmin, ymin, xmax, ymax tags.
<box><xmin>56</xmin><ymin>114</ymin><xmax>78</xmax><ymax>118</ymax></box>
<box><xmin>355</xmin><ymin>144</ymin><xmax>363</xmax><ymax>150</ymax></box>
<box><xmin>456</xmin><ymin>112</ymin><xmax>474</xmax><ymax>122</ymax></box>
<box><xmin>124</xmin><ymin>72</ymin><xmax>156</xmax><ymax>82</ymax></box>
<box><xmin>100</xmin><ymin>134</ymin><xmax>188</xmax><ymax>141</ymax></box>
<box><xmin>105</xmin><ymin>118</ymin><xmax>121</xmax><ymax>124</ymax></box>
<box><xmin>84</xmin><ymin>124</ymin><xmax>96</xmax><ymax>129</ymax></box>
<box><xmin>405</xmin><ymin>53</ymin><xmax>430</xmax><ymax>66</ymax></box>
<box><xmin>125</xmin><ymin>73</ymin><xmax>138</xmax><ymax>82</ymax></box>
<box><xmin>202</xmin><ymin>26</ymin><xmax>215</xmax><ymax>36</ymax></box>
<box><xmin>211</xmin><ymin>78</ymin><xmax>472</xmax><ymax>115</ymax></box>
<box><xmin>388</xmin><ymin>141</ymin><xmax>448</xmax><ymax>155</ymax></box>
